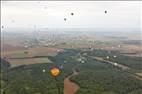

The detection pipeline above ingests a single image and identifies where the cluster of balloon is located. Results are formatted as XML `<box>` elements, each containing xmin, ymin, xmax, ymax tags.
<box><xmin>50</xmin><ymin>67</ymin><xmax>61</xmax><ymax>94</ymax></box>
<box><xmin>64</xmin><ymin>12</ymin><xmax>74</xmax><ymax>21</ymax></box>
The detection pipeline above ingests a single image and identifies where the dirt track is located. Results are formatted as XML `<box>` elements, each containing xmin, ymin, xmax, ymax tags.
<box><xmin>89</xmin><ymin>56</ymin><xmax>142</xmax><ymax>80</ymax></box>
<box><xmin>90</xmin><ymin>56</ymin><xmax>130</xmax><ymax>70</ymax></box>
<box><xmin>64</xmin><ymin>70</ymin><xmax>80</xmax><ymax>94</ymax></box>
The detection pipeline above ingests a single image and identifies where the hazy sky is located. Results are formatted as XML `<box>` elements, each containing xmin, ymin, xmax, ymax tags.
<box><xmin>1</xmin><ymin>1</ymin><xmax>142</xmax><ymax>31</ymax></box>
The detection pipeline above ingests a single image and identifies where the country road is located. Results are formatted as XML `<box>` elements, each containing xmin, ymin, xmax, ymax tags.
<box><xmin>89</xmin><ymin>56</ymin><xmax>142</xmax><ymax>80</ymax></box>
<box><xmin>64</xmin><ymin>69</ymin><xmax>80</xmax><ymax>94</ymax></box>
<box><xmin>89</xmin><ymin>56</ymin><xmax>130</xmax><ymax>70</ymax></box>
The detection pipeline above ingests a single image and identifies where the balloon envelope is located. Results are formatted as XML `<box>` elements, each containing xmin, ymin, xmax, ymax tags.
<box><xmin>71</xmin><ymin>13</ymin><xmax>74</xmax><ymax>16</ymax></box>
<box><xmin>50</xmin><ymin>67</ymin><xmax>60</xmax><ymax>77</ymax></box>
<box><xmin>64</xmin><ymin>18</ymin><xmax>67</xmax><ymax>21</ymax></box>
<box><xmin>2</xmin><ymin>26</ymin><xmax>4</xmax><ymax>29</ymax></box>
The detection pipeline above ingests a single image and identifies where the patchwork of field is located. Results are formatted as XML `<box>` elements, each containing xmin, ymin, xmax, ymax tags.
<box><xmin>1</xmin><ymin>31</ymin><xmax>142</xmax><ymax>94</ymax></box>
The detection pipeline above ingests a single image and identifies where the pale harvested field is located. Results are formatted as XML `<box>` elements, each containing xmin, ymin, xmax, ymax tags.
<box><xmin>101</xmin><ymin>44</ymin><xmax>142</xmax><ymax>57</ymax></box>
<box><xmin>136</xmin><ymin>73</ymin><xmax>142</xmax><ymax>77</ymax></box>
<box><xmin>2</xmin><ymin>45</ymin><xmax>63</xmax><ymax>57</ymax></box>
<box><xmin>7</xmin><ymin>58</ymin><xmax>52</xmax><ymax>67</ymax></box>
<box><xmin>27</xmin><ymin>46</ymin><xmax>64</xmax><ymax>56</ymax></box>
<box><xmin>60</xmin><ymin>43</ymin><xmax>142</xmax><ymax>57</ymax></box>
<box><xmin>1</xmin><ymin>43</ymin><xmax>64</xmax><ymax>67</ymax></box>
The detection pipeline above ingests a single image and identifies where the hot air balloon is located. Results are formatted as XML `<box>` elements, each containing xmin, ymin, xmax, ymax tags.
<box><xmin>42</xmin><ymin>69</ymin><xmax>46</xmax><ymax>73</ymax></box>
<box><xmin>106</xmin><ymin>56</ymin><xmax>109</xmax><ymax>59</ymax></box>
<box><xmin>59</xmin><ymin>65</ymin><xmax>63</xmax><ymax>69</ymax></box>
<box><xmin>1</xmin><ymin>26</ymin><xmax>4</xmax><ymax>29</ymax></box>
<box><xmin>50</xmin><ymin>67</ymin><xmax>61</xmax><ymax>94</ymax></box>
<box><xmin>71</xmin><ymin>13</ymin><xmax>74</xmax><ymax>16</ymax></box>
<box><xmin>64</xmin><ymin>18</ymin><xmax>67</xmax><ymax>21</ymax></box>
<box><xmin>50</xmin><ymin>67</ymin><xmax>60</xmax><ymax>77</ymax></box>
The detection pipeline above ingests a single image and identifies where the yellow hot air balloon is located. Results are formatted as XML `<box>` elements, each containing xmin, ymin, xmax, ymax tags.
<box><xmin>50</xmin><ymin>67</ymin><xmax>60</xmax><ymax>77</ymax></box>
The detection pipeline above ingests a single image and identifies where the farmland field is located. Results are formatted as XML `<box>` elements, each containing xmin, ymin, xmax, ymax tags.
<box><xmin>1</xmin><ymin>1</ymin><xmax>142</xmax><ymax>94</ymax></box>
